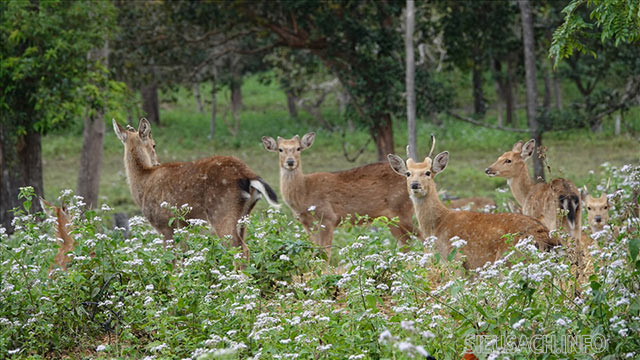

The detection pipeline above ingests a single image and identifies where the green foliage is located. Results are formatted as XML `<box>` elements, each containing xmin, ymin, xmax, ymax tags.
<box><xmin>550</xmin><ymin>0</ymin><xmax>640</xmax><ymax>64</ymax></box>
<box><xmin>2</xmin><ymin>165</ymin><xmax>640</xmax><ymax>358</ymax></box>
<box><xmin>0</xmin><ymin>1</ymin><xmax>118</xmax><ymax>133</ymax></box>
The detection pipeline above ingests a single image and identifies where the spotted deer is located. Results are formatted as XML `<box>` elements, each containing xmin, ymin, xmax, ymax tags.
<box><xmin>485</xmin><ymin>139</ymin><xmax>582</xmax><ymax>242</ymax></box>
<box><xmin>113</xmin><ymin>118</ymin><xmax>279</xmax><ymax>259</ymax></box>
<box><xmin>40</xmin><ymin>198</ymin><xmax>75</xmax><ymax>275</ymax></box>
<box><xmin>388</xmin><ymin>144</ymin><xmax>555</xmax><ymax>270</ymax></box>
<box><xmin>262</xmin><ymin>132</ymin><xmax>420</xmax><ymax>259</ymax></box>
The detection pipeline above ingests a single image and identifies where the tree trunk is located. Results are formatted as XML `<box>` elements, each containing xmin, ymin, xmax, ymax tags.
<box><xmin>77</xmin><ymin>44</ymin><xmax>108</xmax><ymax>209</ymax></box>
<box><xmin>615</xmin><ymin>112</ymin><xmax>621</xmax><ymax>135</ymax></box>
<box><xmin>193</xmin><ymin>83</ymin><xmax>204</xmax><ymax>113</ymax></box>
<box><xmin>230</xmin><ymin>72</ymin><xmax>243</xmax><ymax>135</ymax></box>
<box><xmin>370</xmin><ymin>114</ymin><xmax>395</xmax><ymax>161</ymax></box>
<box><xmin>472</xmin><ymin>60</ymin><xmax>485</xmax><ymax>116</ymax></box>
<box><xmin>141</xmin><ymin>83</ymin><xmax>160</xmax><ymax>125</ymax></box>
<box><xmin>518</xmin><ymin>0</ymin><xmax>545</xmax><ymax>182</ymax></box>
<box><xmin>543</xmin><ymin>64</ymin><xmax>552</xmax><ymax>110</ymax></box>
<box><xmin>1</xmin><ymin>125</ymin><xmax>43</xmax><ymax>233</ymax></box>
<box><xmin>210</xmin><ymin>78</ymin><xmax>217</xmax><ymax>139</ymax></box>
<box><xmin>492</xmin><ymin>59</ymin><xmax>504</xmax><ymax>127</ymax></box>
<box><xmin>286</xmin><ymin>91</ymin><xmax>298</xmax><ymax>119</ymax></box>
<box><xmin>552</xmin><ymin>74</ymin><xmax>563</xmax><ymax>110</ymax></box>
<box><xmin>505</xmin><ymin>63</ymin><xmax>516</xmax><ymax>126</ymax></box>
<box><xmin>405</xmin><ymin>0</ymin><xmax>417</xmax><ymax>161</ymax></box>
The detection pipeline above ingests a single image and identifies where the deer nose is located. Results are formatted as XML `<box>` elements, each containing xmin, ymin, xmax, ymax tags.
<box><xmin>484</xmin><ymin>168</ymin><xmax>492</xmax><ymax>175</ymax></box>
<box><xmin>410</xmin><ymin>182</ymin><xmax>420</xmax><ymax>190</ymax></box>
<box><xmin>595</xmin><ymin>215</ymin><xmax>602</xmax><ymax>223</ymax></box>
<box><xmin>286</xmin><ymin>159</ymin><xmax>295</xmax><ymax>167</ymax></box>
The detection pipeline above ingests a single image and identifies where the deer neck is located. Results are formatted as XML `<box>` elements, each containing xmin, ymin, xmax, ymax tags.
<box><xmin>123</xmin><ymin>150</ymin><xmax>153</xmax><ymax>205</ymax></box>
<box><xmin>509</xmin><ymin>163</ymin><xmax>535</xmax><ymax>206</ymax></box>
<box><xmin>280</xmin><ymin>165</ymin><xmax>306</xmax><ymax>209</ymax></box>
<box><xmin>412</xmin><ymin>184</ymin><xmax>450</xmax><ymax>238</ymax></box>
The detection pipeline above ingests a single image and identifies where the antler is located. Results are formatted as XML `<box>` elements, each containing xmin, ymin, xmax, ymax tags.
<box><xmin>605</xmin><ymin>177</ymin><xmax>611</xmax><ymax>191</ymax></box>
<box><xmin>427</xmin><ymin>134</ymin><xmax>436</xmax><ymax>158</ymax></box>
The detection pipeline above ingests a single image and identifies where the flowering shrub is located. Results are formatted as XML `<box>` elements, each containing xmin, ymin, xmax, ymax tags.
<box><xmin>0</xmin><ymin>164</ymin><xmax>638</xmax><ymax>359</ymax></box>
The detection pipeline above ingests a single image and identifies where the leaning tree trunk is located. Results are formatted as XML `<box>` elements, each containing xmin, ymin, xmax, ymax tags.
<box><xmin>518</xmin><ymin>0</ymin><xmax>545</xmax><ymax>182</ymax></box>
<box><xmin>141</xmin><ymin>82</ymin><xmax>160</xmax><ymax>125</ymax></box>
<box><xmin>370</xmin><ymin>114</ymin><xmax>395</xmax><ymax>161</ymax></box>
<box><xmin>0</xmin><ymin>124</ymin><xmax>43</xmax><ymax>233</ymax></box>
<box><xmin>77</xmin><ymin>44</ymin><xmax>108</xmax><ymax>209</ymax></box>
<box><xmin>405</xmin><ymin>0</ymin><xmax>417</xmax><ymax>161</ymax></box>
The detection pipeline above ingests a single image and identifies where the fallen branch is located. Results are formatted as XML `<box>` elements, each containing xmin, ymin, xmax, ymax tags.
<box><xmin>446</xmin><ymin>110</ymin><xmax>530</xmax><ymax>133</ymax></box>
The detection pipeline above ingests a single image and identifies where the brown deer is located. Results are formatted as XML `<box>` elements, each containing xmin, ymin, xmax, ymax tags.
<box><xmin>262</xmin><ymin>132</ymin><xmax>419</xmax><ymax>259</ymax></box>
<box><xmin>113</xmin><ymin>118</ymin><xmax>279</xmax><ymax>259</ymax></box>
<box><xmin>582</xmin><ymin>189</ymin><xmax>610</xmax><ymax>234</ymax></box>
<box><xmin>40</xmin><ymin>198</ymin><xmax>75</xmax><ymax>275</ymax></box>
<box><xmin>388</xmin><ymin>145</ymin><xmax>555</xmax><ymax>270</ymax></box>
<box><xmin>485</xmin><ymin>139</ymin><xmax>582</xmax><ymax>242</ymax></box>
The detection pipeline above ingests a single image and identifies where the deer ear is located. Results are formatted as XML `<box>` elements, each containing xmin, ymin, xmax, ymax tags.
<box><xmin>262</xmin><ymin>136</ymin><xmax>278</xmax><ymax>152</ymax></box>
<box><xmin>432</xmin><ymin>151</ymin><xmax>449</xmax><ymax>175</ymax></box>
<box><xmin>387</xmin><ymin>154</ymin><xmax>408</xmax><ymax>176</ymax></box>
<box><xmin>521</xmin><ymin>139</ymin><xmax>536</xmax><ymax>161</ymax></box>
<box><xmin>39</xmin><ymin>197</ymin><xmax>54</xmax><ymax>217</ymax></box>
<box><xmin>580</xmin><ymin>186</ymin><xmax>589</xmax><ymax>202</ymax></box>
<box><xmin>300</xmin><ymin>132</ymin><xmax>315</xmax><ymax>150</ymax></box>
<box><xmin>138</xmin><ymin>118</ymin><xmax>151</xmax><ymax>139</ymax></box>
<box><xmin>113</xmin><ymin>119</ymin><xmax>127</xmax><ymax>143</ymax></box>
<box><xmin>511</xmin><ymin>140</ymin><xmax>524</xmax><ymax>153</ymax></box>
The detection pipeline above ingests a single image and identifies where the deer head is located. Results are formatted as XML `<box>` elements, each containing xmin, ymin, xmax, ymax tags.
<box><xmin>388</xmin><ymin>151</ymin><xmax>449</xmax><ymax>199</ymax></box>
<box><xmin>113</xmin><ymin>118</ymin><xmax>160</xmax><ymax>167</ymax></box>
<box><xmin>262</xmin><ymin>132</ymin><xmax>315</xmax><ymax>171</ymax></box>
<box><xmin>485</xmin><ymin>139</ymin><xmax>535</xmax><ymax>178</ymax></box>
<box><xmin>582</xmin><ymin>188</ymin><xmax>610</xmax><ymax>232</ymax></box>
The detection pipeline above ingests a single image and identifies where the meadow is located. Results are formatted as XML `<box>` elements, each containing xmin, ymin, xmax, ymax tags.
<box><xmin>2</xmin><ymin>75</ymin><xmax>639</xmax><ymax>359</ymax></box>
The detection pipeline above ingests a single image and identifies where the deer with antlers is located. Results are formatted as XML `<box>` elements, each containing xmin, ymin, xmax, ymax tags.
<box><xmin>388</xmin><ymin>137</ymin><xmax>555</xmax><ymax>270</ymax></box>
<box><xmin>262</xmin><ymin>132</ymin><xmax>420</xmax><ymax>259</ymax></box>
<box><xmin>113</xmin><ymin>118</ymin><xmax>279</xmax><ymax>259</ymax></box>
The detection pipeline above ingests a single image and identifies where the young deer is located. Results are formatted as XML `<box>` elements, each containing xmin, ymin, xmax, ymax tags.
<box><xmin>582</xmin><ymin>190</ymin><xmax>610</xmax><ymax>234</ymax></box>
<box><xmin>40</xmin><ymin>198</ymin><xmax>75</xmax><ymax>274</ymax></box>
<box><xmin>485</xmin><ymin>139</ymin><xmax>582</xmax><ymax>242</ymax></box>
<box><xmin>388</xmin><ymin>148</ymin><xmax>555</xmax><ymax>270</ymax></box>
<box><xmin>114</xmin><ymin>118</ymin><xmax>279</xmax><ymax>259</ymax></box>
<box><xmin>262</xmin><ymin>132</ymin><xmax>419</xmax><ymax>259</ymax></box>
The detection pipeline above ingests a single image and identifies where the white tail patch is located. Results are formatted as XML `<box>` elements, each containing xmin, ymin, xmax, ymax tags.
<box><xmin>250</xmin><ymin>180</ymin><xmax>280</xmax><ymax>209</ymax></box>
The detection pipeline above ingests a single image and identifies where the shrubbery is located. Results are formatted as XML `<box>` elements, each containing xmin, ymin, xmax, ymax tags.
<box><xmin>1</xmin><ymin>164</ymin><xmax>638</xmax><ymax>359</ymax></box>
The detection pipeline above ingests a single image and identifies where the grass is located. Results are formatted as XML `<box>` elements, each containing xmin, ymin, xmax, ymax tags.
<box><xmin>42</xmin><ymin>73</ymin><xmax>639</xmax><ymax>218</ymax></box>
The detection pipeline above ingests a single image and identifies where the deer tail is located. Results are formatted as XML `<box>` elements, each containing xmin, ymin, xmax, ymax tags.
<box><xmin>250</xmin><ymin>178</ymin><xmax>280</xmax><ymax>209</ymax></box>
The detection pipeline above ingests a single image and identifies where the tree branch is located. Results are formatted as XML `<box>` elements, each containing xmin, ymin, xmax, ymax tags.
<box><xmin>446</xmin><ymin>110</ymin><xmax>530</xmax><ymax>132</ymax></box>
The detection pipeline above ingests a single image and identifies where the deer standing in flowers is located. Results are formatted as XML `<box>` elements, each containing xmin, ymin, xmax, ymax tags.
<box><xmin>388</xmin><ymin>137</ymin><xmax>555</xmax><ymax>270</ymax></box>
<box><xmin>113</xmin><ymin>118</ymin><xmax>279</xmax><ymax>259</ymax></box>
<box><xmin>262</xmin><ymin>132</ymin><xmax>419</xmax><ymax>259</ymax></box>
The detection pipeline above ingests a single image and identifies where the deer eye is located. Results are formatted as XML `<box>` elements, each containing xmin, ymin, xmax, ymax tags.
<box><xmin>405</xmin><ymin>172</ymin><xmax>410</xmax><ymax>177</ymax></box>
<box><xmin>425</xmin><ymin>171</ymin><xmax>431</xmax><ymax>176</ymax></box>
<box><xmin>604</xmin><ymin>206</ymin><xmax>608</xmax><ymax>210</ymax></box>
<box><xmin>296</xmin><ymin>147</ymin><xmax>301</xmax><ymax>151</ymax></box>
<box><xmin>279</xmin><ymin>148</ymin><xmax>283</xmax><ymax>152</ymax></box>
<box><xmin>505</xmin><ymin>159</ymin><xmax>512</xmax><ymax>164</ymax></box>
<box><xmin>587</xmin><ymin>207</ymin><xmax>591</xmax><ymax>211</ymax></box>
<box><xmin>153</xmin><ymin>144</ymin><xmax>156</xmax><ymax>149</ymax></box>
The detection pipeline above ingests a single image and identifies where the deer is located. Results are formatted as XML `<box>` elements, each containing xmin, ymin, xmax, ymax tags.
<box><xmin>387</xmin><ymin>138</ymin><xmax>556</xmax><ymax>270</ymax></box>
<box><xmin>261</xmin><ymin>132</ymin><xmax>420</xmax><ymax>259</ymax></box>
<box><xmin>113</xmin><ymin>118</ymin><xmax>279</xmax><ymax>259</ymax></box>
<box><xmin>40</xmin><ymin>198</ymin><xmax>75</xmax><ymax>275</ymax></box>
<box><xmin>485</xmin><ymin>140</ymin><xmax>582</xmax><ymax>243</ymax></box>
<box><xmin>582</xmin><ymin>189</ymin><xmax>610</xmax><ymax>234</ymax></box>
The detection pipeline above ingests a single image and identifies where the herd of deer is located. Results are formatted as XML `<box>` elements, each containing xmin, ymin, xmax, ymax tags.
<box><xmin>43</xmin><ymin>118</ymin><xmax>616</xmax><ymax>276</ymax></box>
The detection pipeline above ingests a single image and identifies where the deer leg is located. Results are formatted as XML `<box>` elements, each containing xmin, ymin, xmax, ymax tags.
<box><xmin>389</xmin><ymin>218</ymin><xmax>417</xmax><ymax>250</ymax></box>
<box><xmin>317</xmin><ymin>220</ymin><xmax>336</xmax><ymax>260</ymax></box>
<box><xmin>213</xmin><ymin>213</ymin><xmax>250</xmax><ymax>261</ymax></box>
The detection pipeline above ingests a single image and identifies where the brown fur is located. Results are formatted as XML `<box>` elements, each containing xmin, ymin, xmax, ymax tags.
<box><xmin>485</xmin><ymin>139</ymin><xmax>582</xmax><ymax>242</ymax></box>
<box><xmin>389</xmin><ymin>151</ymin><xmax>555</xmax><ymax>270</ymax></box>
<box><xmin>582</xmin><ymin>189</ymin><xmax>610</xmax><ymax>233</ymax></box>
<box><xmin>114</xmin><ymin>118</ymin><xmax>278</xmax><ymax>259</ymax></box>
<box><xmin>444</xmin><ymin>197</ymin><xmax>496</xmax><ymax>212</ymax></box>
<box><xmin>262</xmin><ymin>133</ymin><xmax>419</xmax><ymax>259</ymax></box>
<box><xmin>41</xmin><ymin>199</ymin><xmax>75</xmax><ymax>274</ymax></box>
